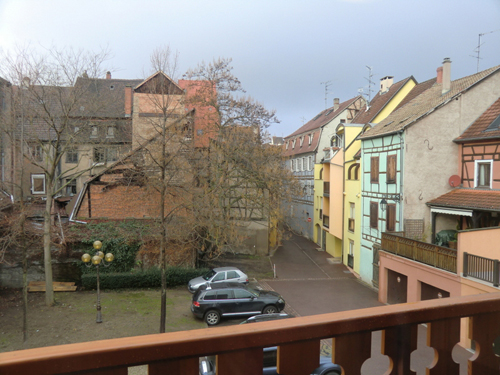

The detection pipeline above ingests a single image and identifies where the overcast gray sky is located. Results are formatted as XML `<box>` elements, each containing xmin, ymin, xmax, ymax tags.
<box><xmin>1</xmin><ymin>0</ymin><xmax>500</xmax><ymax>138</ymax></box>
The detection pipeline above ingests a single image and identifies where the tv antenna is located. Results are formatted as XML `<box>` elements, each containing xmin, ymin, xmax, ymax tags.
<box><xmin>320</xmin><ymin>80</ymin><xmax>332</xmax><ymax>109</ymax></box>
<box><xmin>300</xmin><ymin>116</ymin><xmax>307</xmax><ymax>125</ymax></box>
<box><xmin>364</xmin><ymin>66</ymin><xmax>375</xmax><ymax>102</ymax></box>
<box><xmin>471</xmin><ymin>29</ymin><xmax>500</xmax><ymax>72</ymax></box>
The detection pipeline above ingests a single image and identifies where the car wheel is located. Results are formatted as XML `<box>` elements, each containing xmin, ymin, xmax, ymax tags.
<box><xmin>263</xmin><ymin>305</ymin><xmax>278</xmax><ymax>314</ymax></box>
<box><xmin>205</xmin><ymin>310</ymin><xmax>221</xmax><ymax>326</ymax></box>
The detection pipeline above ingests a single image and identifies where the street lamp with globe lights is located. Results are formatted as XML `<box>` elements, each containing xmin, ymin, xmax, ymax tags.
<box><xmin>81</xmin><ymin>240</ymin><xmax>114</xmax><ymax>323</ymax></box>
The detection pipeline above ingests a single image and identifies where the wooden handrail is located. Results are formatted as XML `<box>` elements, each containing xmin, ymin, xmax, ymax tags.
<box><xmin>2</xmin><ymin>293</ymin><xmax>500</xmax><ymax>374</ymax></box>
<box><xmin>382</xmin><ymin>232</ymin><xmax>457</xmax><ymax>273</ymax></box>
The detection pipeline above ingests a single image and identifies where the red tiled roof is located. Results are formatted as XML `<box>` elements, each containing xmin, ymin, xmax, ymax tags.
<box><xmin>285</xmin><ymin>96</ymin><xmax>362</xmax><ymax>138</ymax></box>
<box><xmin>455</xmin><ymin>96</ymin><xmax>500</xmax><ymax>142</ymax></box>
<box><xmin>427</xmin><ymin>188</ymin><xmax>500</xmax><ymax>211</ymax></box>
<box><xmin>352</xmin><ymin>77</ymin><xmax>415</xmax><ymax>124</ymax></box>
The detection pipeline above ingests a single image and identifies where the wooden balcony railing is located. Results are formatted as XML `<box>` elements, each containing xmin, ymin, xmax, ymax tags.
<box><xmin>2</xmin><ymin>293</ymin><xmax>500</xmax><ymax>374</ymax></box>
<box><xmin>382</xmin><ymin>232</ymin><xmax>457</xmax><ymax>273</ymax></box>
<box><xmin>464</xmin><ymin>252</ymin><xmax>500</xmax><ymax>287</ymax></box>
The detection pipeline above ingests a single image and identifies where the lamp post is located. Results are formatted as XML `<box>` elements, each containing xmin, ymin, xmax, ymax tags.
<box><xmin>81</xmin><ymin>240</ymin><xmax>114</xmax><ymax>323</ymax></box>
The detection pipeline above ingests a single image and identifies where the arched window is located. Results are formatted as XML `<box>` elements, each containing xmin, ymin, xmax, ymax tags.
<box><xmin>348</xmin><ymin>164</ymin><xmax>360</xmax><ymax>180</ymax></box>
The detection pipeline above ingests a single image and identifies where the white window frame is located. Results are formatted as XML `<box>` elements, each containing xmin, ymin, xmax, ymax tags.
<box><xmin>31</xmin><ymin>174</ymin><xmax>46</xmax><ymax>195</ymax></box>
<box><xmin>292</xmin><ymin>139</ymin><xmax>296</xmax><ymax>149</ymax></box>
<box><xmin>474</xmin><ymin>159</ymin><xmax>493</xmax><ymax>188</ymax></box>
<box><xmin>309</xmin><ymin>134</ymin><xmax>312</xmax><ymax>145</ymax></box>
<box><xmin>299</xmin><ymin>137</ymin><xmax>304</xmax><ymax>147</ymax></box>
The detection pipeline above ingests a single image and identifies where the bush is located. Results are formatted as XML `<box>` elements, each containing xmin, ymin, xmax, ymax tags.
<box><xmin>81</xmin><ymin>267</ymin><xmax>209</xmax><ymax>290</ymax></box>
<box><xmin>78</xmin><ymin>239</ymin><xmax>141</xmax><ymax>275</ymax></box>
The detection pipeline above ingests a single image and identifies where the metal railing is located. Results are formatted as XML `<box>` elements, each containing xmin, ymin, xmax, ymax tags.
<box><xmin>463</xmin><ymin>252</ymin><xmax>500</xmax><ymax>287</ymax></box>
<box><xmin>381</xmin><ymin>232</ymin><xmax>457</xmax><ymax>273</ymax></box>
<box><xmin>2</xmin><ymin>293</ymin><xmax>500</xmax><ymax>374</ymax></box>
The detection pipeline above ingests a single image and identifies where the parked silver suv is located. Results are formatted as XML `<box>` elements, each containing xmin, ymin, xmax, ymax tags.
<box><xmin>187</xmin><ymin>266</ymin><xmax>248</xmax><ymax>293</ymax></box>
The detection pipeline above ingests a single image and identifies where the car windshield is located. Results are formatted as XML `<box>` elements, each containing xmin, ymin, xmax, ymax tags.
<box><xmin>247</xmin><ymin>287</ymin><xmax>260</xmax><ymax>297</ymax></box>
<box><xmin>202</xmin><ymin>270</ymin><xmax>217</xmax><ymax>281</ymax></box>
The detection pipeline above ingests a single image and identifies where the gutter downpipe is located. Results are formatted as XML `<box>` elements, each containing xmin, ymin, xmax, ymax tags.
<box><xmin>68</xmin><ymin>181</ymin><xmax>88</xmax><ymax>224</ymax></box>
<box><xmin>398</xmin><ymin>130</ymin><xmax>404</xmax><ymax>232</ymax></box>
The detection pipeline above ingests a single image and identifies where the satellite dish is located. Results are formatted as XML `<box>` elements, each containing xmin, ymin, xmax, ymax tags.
<box><xmin>449</xmin><ymin>175</ymin><xmax>461</xmax><ymax>187</ymax></box>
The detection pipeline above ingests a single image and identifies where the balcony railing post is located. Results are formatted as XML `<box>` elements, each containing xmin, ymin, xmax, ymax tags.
<box><xmin>494</xmin><ymin>259</ymin><xmax>499</xmax><ymax>287</ymax></box>
<box><xmin>463</xmin><ymin>252</ymin><xmax>468</xmax><ymax>277</ymax></box>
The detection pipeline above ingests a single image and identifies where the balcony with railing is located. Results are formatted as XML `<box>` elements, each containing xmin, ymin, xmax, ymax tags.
<box><xmin>463</xmin><ymin>252</ymin><xmax>500</xmax><ymax>287</ymax></box>
<box><xmin>381</xmin><ymin>232</ymin><xmax>457</xmax><ymax>273</ymax></box>
<box><xmin>2</xmin><ymin>293</ymin><xmax>500</xmax><ymax>374</ymax></box>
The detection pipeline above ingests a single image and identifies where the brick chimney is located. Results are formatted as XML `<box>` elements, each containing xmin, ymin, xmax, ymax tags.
<box><xmin>333</xmin><ymin>98</ymin><xmax>340</xmax><ymax>112</ymax></box>
<box><xmin>436</xmin><ymin>66</ymin><xmax>443</xmax><ymax>84</ymax></box>
<box><xmin>380</xmin><ymin>76</ymin><xmax>394</xmax><ymax>93</ymax></box>
<box><xmin>106</xmin><ymin>71</ymin><xmax>111</xmax><ymax>80</ymax></box>
<box><xmin>124</xmin><ymin>86</ymin><xmax>133</xmax><ymax>117</ymax></box>
<box><xmin>442</xmin><ymin>57</ymin><xmax>451</xmax><ymax>95</ymax></box>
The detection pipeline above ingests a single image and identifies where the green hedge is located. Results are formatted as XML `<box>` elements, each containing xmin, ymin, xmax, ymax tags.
<box><xmin>79</xmin><ymin>239</ymin><xmax>141</xmax><ymax>275</ymax></box>
<box><xmin>81</xmin><ymin>267</ymin><xmax>209</xmax><ymax>290</ymax></box>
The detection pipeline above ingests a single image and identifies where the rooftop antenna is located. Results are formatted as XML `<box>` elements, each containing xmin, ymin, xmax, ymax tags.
<box><xmin>471</xmin><ymin>29</ymin><xmax>500</xmax><ymax>72</ymax></box>
<box><xmin>300</xmin><ymin>116</ymin><xmax>306</xmax><ymax>125</ymax></box>
<box><xmin>364</xmin><ymin>66</ymin><xmax>375</xmax><ymax>102</ymax></box>
<box><xmin>320</xmin><ymin>80</ymin><xmax>332</xmax><ymax>109</ymax></box>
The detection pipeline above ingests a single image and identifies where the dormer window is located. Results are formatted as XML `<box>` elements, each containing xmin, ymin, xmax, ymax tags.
<box><xmin>292</xmin><ymin>139</ymin><xmax>296</xmax><ymax>149</ymax></box>
<box><xmin>309</xmin><ymin>134</ymin><xmax>313</xmax><ymax>145</ymax></box>
<box><xmin>286</xmin><ymin>141</ymin><xmax>289</xmax><ymax>150</ymax></box>
<box><xmin>300</xmin><ymin>137</ymin><xmax>304</xmax><ymax>147</ymax></box>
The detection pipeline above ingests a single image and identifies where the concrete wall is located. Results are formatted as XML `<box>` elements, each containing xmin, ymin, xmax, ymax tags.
<box><xmin>378</xmin><ymin>251</ymin><xmax>462</xmax><ymax>304</ymax></box>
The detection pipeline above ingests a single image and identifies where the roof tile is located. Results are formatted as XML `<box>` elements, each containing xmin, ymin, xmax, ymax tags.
<box><xmin>427</xmin><ymin>188</ymin><xmax>500</xmax><ymax>211</ymax></box>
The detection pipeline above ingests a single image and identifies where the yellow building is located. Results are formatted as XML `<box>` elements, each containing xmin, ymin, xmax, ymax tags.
<box><xmin>336</xmin><ymin>76</ymin><xmax>418</xmax><ymax>275</ymax></box>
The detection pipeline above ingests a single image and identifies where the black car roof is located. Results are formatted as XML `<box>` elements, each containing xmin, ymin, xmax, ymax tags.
<box><xmin>200</xmin><ymin>282</ymin><xmax>250</xmax><ymax>291</ymax></box>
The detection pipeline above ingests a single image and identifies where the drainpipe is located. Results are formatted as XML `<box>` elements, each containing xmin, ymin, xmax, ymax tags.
<box><xmin>398</xmin><ymin>131</ymin><xmax>404</xmax><ymax>232</ymax></box>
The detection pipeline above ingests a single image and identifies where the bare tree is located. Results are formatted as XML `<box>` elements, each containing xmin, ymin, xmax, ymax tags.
<box><xmin>183</xmin><ymin>58</ymin><xmax>300</xmax><ymax>259</ymax></box>
<box><xmin>0</xmin><ymin>45</ymin><xmax>112</xmax><ymax>306</ymax></box>
<box><xmin>135</xmin><ymin>46</ymin><xmax>197</xmax><ymax>332</ymax></box>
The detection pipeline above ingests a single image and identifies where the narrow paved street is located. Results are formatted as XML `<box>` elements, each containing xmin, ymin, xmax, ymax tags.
<box><xmin>255</xmin><ymin>232</ymin><xmax>471</xmax><ymax>375</ymax></box>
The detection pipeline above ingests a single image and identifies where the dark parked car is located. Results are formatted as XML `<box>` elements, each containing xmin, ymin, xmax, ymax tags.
<box><xmin>187</xmin><ymin>267</ymin><xmax>249</xmax><ymax>293</ymax></box>
<box><xmin>191</xmin><ymin>283</ymin><xmax>285</xmax><ymax>325</ymax></box>
<box><xmin>240</xmin><ymin>313</ymin><xmax>293</xmax><ymax>324</ymax></box>
<box><xmin>199</xmin><ymin>346</ymin><xmax>341</xmax><ymax>375</ymax></box>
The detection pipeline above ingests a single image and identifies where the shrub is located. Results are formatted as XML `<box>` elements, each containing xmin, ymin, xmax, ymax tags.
<box><xmin>78</xmin><ymin>239</ymin><xmax>141</xmax><ymax>275</ymax></box>
<box><xmin>81</xmin><ymin>267</ymin><xmax>209</xmax><ymax>290</ymax></box>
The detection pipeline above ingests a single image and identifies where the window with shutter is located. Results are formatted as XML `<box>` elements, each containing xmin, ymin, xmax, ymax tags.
<box><xmin>370</xmin><ymin>202</ymin><xmax>378</xmax><ymax>229</ymax></box>
<box><xmin>371</xmin><ymin>157</ymin><xmax>379</xmax><ymax>183</ymax></box>
<box><xmin>386</xmin><ymin>204</ymin><xmax>396</xmax><ymax>231</ymax></box>
<box><xmin>387</xmin><ymin>155</ymin><xmax>397</xmax><ymax>183</ymax></box>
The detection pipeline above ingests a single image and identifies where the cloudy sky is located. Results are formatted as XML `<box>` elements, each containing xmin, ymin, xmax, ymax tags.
<box><xmin>1</xmin><ymin>0</ymin><xmax>499</xmax><ymax>138</ymax></box>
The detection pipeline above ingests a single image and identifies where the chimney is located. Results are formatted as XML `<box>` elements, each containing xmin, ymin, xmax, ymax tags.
<box><xmin>124</xmin><ymin>86</ymin><xmax>133</xmax><ymax>117</ymax></box>
<box><xmin>379</xmin><ymin>76</ymin><xmax>394</xmax><ymax>93</ymax></box>
<box><xmin>333</xmin><ymin>98</ymin><xmax>340</xmax><ymax>111</ymax></box>
<box><xmin>106</xmin><ymin>71</ymin><xmax>111</xmax><ymax>80</ymax></box>
<box><xmin>442</xmin><ymin>57</ymin><xmax>451</xmax><ymax>95</ymax></box>
<box><xmin>436</xmin><ymin>66</ymin><xmax>443</xmax><ymax>84</ymax></box>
